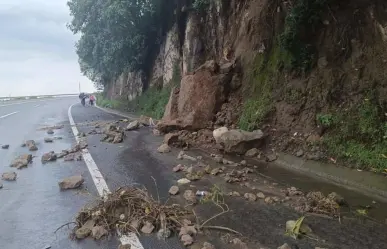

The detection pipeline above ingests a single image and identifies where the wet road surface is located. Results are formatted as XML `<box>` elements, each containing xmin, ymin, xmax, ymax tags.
<box><xmin>0</xmin><ymin>97</ymin><xmax>119</xmax><ymax>249</ymax></box>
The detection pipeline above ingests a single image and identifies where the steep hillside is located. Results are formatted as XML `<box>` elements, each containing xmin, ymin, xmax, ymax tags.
<box><xmin>70</xmin><ymin>0</ymin><xmax>387</xmax><ymax>171</ymax></box>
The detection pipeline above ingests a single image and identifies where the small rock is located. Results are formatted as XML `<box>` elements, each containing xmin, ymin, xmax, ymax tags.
<box><xmin>177</xmin><ymin>178</ymin><xmax>191</xmax><ymax>185</ymax></box>
<box><xmin>278</xmin><ymin>243</ymin><xmax>291</xmax><ymax>249</ymax></box>
<box><xmin>231</xmin><ymin>238</ymin><xmax>248</xmax><ymax>249</ymax></box>
<box><xmin>157</xmin><ymin>144</ymin><xmax>171</xmax><ymax>153</ymax></box>
<box><xmin>153</xmin><ymin>129</ymin><xmax>161</xmax><ymax>136</ymax></box>
<box><xmin>169</xmin><ymin>186</ymin><xmax>179</xmax><ymax>195</ymax></box>
<box><xmin>2</xmin><ymin>144</ymin><xmax>9</xmax><ymax>149</ymax></box>
<box><xmin>2</xmin><ymin>171</ymin><xmax>17</xmax><ymax>181</ymax></box>
<box><xmin>229</xmin><ymin>191</ymin><xmax>241</xmax><ymax>197</ymax></box>
<box><xmin>202</xmin><ymin>242</ymin><xmax>215</xmax><ymax>249</ymax></box>
<box><xmin>41</xmin><ymin>151</ymin><xmax>57</xmax><ymax>163</ymax></box>
<box><xmin>181</xmin><ymin>234</ymin><xmax>194</xmax><ymax>246</ymax></box>
<box><xmin>244</xmin><ymin>193</ymin><xmax>257</xmax><ymax>201</ymax></box>
<box><xmin>75</xmin><ymin>227</ymin><xmax>91</xmax><ymax>239</ymax></box>
<box><xmin>272</xmin><ymin>196</ymin><xmax>280</xmax><ymax>202</ymax></box>
<box><xmin>266</xmin><ymin>153</ymin><xmax>277</xmax><ymax>162</ymax></box>
<box><xmin>92</xmin><ymin>226</ymin><xmax>108</xmax><ymax>239</ymax></box>
<box><xmin>257</xmin><ymin>192</ymin><xmax>265</xmax><ymax>199</ymax></box>
<box><xmin>54</xmin><ymin>136</ymin><xmax>63</xmax><ymax>140</ymax></box>
<box><xmin>44</xmin><ymin>137</ymin><xmax>53</xmax><ymax>143</ymax></box>
<box><xmin>173</xmin><ymin>164</ymin><xmax>184</xmax><ymax>172</ymax></box>
<box><xmin>177</xmin><ymin>151</ymin><xmax>198</xmax><ymax>161</ymax></box>
<box><xmin>210</xmin><ymin>167</ymin><xmax>222</xmax><ymax>175</ymax></box>
<box><xmin>25</xmin><ymin>140</ymin><xmax>38</xmax><ymax>151</ymax></box>
<box><xmin>296</xmin><ymin>149</ymin><xmax>304</xmax><ymax>157</ymax></box>
<box><xmin>157</xmin><ymin>228</ymin><xmax>171</xmax><ymax>239</ymax></box>
<box><xmin>10</xmin><ymin>154</ymin><xmax>32</xmax><ymax>169</ymax></box>
<box><xmin>240</xmin><ymin>160</ymin><xmax>247</xmax><ymax>165</ymax></box>
<box><xmin>183</xmin><ymin>190</ymin><xmax>197</xmax><ymax>203</ymax></box>
<box><xmin>328</xmin><ymin>192</ymin><xmax>345</xmax><ymax>205</ymax></box>
<box><xmin>186</xmin><ymin>166</ymin><xmax>193</xmax><ymax>173</ymax></box>
<box><xmin>58</xmin><ymin>175</ymin><xmax>84</xmax><ymax>190</ymax></box>
<box><xmin>265</xmin><ymin>197</ymin><xmax>274</xmax><ymax>204</ymax></box>
<box><xmin>47</xmin><ymin>129</ymin><xmax>54</xmax><ymax>135</ymax></box>
<box><xmin>141</xmin><ymin>221</ymin><xmax>155</xmax><ymax>234</ymax></box>
<box><xmin>126</xmin><ymin>120</ymin><xmax>140</xmax><ymax>131</ymax></box>
<box><xmin>118</xmin><ymin>244</ymin><xmax>131</xmax><ymax>249</ymax></box>
<box><xmin>245</xmin><ymin>148</ymin><xmax>259</xmax><ymax>157</ymax></box>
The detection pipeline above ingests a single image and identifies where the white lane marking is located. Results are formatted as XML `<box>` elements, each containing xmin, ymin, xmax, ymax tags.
<box><xmin>0</xmin><ymin>111</ymin><xmax>19</xmax><ymax>119</ymax></box>
<box><xmin>67</xmin><ymin>104</ymin><xmax>145</xmax><ymax>249</ymax></box>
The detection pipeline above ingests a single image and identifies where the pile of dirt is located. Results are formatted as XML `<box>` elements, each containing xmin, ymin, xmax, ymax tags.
<box><xmin>100</xmin><ymin>124</ymin><xmax>125</xmax><ymax>143</ymax></box>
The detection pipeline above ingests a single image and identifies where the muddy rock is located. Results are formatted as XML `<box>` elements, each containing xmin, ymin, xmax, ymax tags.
<box><xmin>92</xmin><ymin>226</ymin><xmax>108</xmax><ymax>239</ymax></box>
<box><xmin>113</xmin><ymin>132</ymin><xmax>124</xmax><ymax>143</ymax></box>
<box><xmin>141</xmin><ymin>221</ymin><xmax>155</xmax><ymax>234</ymax></box>
<box><xmin>75</xmin><ymin>227</ymin><xmax>91</xmax><ymax>239</ymax></box>
<box><xmin>217</xmin><ymin>129</ymin><xmax>265</xmax><ymax>154</ymax></box>
<box><xmin>229</xmin><ymin>191</ymin><xmax>241</xmax><ymax>197</ymax></box>
<box><xmin>2</xmin><ymin>144</ymin><xmax>9</xmax><ymax>149</ymax></box>
<box><xmin>245</xmin><ymin>148</ymin><xmax>259</xmax><ymax>157</ymax></box>
<box><xmin>278</xmin><ymin>243</ymin><xmax>291</xmax><ymax>249</ymax></box>
<box><xmin>164</xmin><ymin>133</ymin><xmax>180</xmax><ymax>145</ymax></box>
<box><xmin>157</xmin><ymin>228</ymin><xmax>172</xmax><ymax>239</ymax></box>
<box><xmin>173</xmin><ymin>164</ymin><xmax>185</xmax><ymax>172</ymax></box>
<box><xmin>328</xmin><ymin>192</ymin><xmax>346</xmax><ymax>205</ymax></box>
<box><xmin>306</xmin><ymin>152</ymin><xmax>323</xmax><ymax>161</ymax></box>
<box><xmin>183</xmin><ymin>190</ymin><xmax>197</xmax><ymax>203</ymax></box>
<box><xmin>152</xmin><ymin>129</ymin><xmax>161</xmax><ymax>136</ymax></box>
<box><xmin>177</xmin><ymin>151</ymin><xmax>197</xmax><ymax>161</ymax></box>
<box><xmin>25</xmin><ymin>140</ymin><xmax>38</xmax><ymax>151</ymax></box>
<box><xmin>240</xmin><ymin>160</ymin><xmax>247</xmax><ymax>165</ymax></box>
<box><xmin>118</xmin><ymin>244</ymin><xmax>131</xmax><ymax>249</ymax></box>
<box><xmin>88</xmin><ymin>129</ymin><xmax>98</xmax><ymax>135</ymax></box>
<box><xmin>138</xmin><ymin>115</ymin><xmax>151</xmax><ymax>126</ymax></box>
<box><xmin>44</xmin><ymin>137</ymin><xmax>54</xmax><ymax>143</ymax></box>
<box><xmin>181</xmin><ymin>234</ymin><xmax>194</xmax><ymax>246</ymax></box>
<box><xmin>266</xmin><ymin>153</ymin><xmax>277</xmax><ymax>162</ymax></box>
<box><xmin>41</xmin><ymin>151</ymin><xmax>57</xmax><ymax>163</ymax></box>
<box><xmin>2</xmin><ymin>171</ymin><xmax>17</xmax><ymax>181</ymax></box>
<box><xmin>58</xmin><ymin>175</ymin><xmax>84</xmax><ymax>190</ymax></box>
<box><xmin>157</xmin><ymin>144</ymin><xmax>171</xmax><ymax>153</ymax></box>
<box><xmin>231</xmin><ymin>238</ymin><xmax>248</xmax><ymax>249</ymax></box>
<box><xmin>126</xmin><ymin>120</ymin><xmax>140</xmax><ymax>131</ymax></box>
<box><xmin>213</xmin><ymin>127</ymin><xmax>229</xmax><ymax>144</ymax></box>
<box><xmin>169</xmin><ymin>186</ymin><xmax>179</xmax><ymax>195</ymax></box>
<box><xmin>47</xmin><ymin>129</ymin><xmax>54</xmax><ymax>135</ymax></box>
<box><xmin>296</xmin><ymin>149</ymin><xmax>304</xmax><ymax>157</ymax></box>
<box><xmin>265</xmin><ymin>197</ymin><xmax>274</xmax><ymax>204</ymax></box>
<box><xmin>307</xmin><ymin>134</ymin><xmax>321</xmax><ymax>144</ymax></box>
<box><xmin>177</xmin><ymin>178</ymin><xmax>191</xmax><ymax>185</ymax></box>
<box><xmin>257</xmin><ymin>192</ymin><xmax>265</xmax><ymax>199</ymax></box>
<box><xmin>244</xmin><ymin>193</ymin><xmax>257</xmax><ymax>201</ymax></box>
<box><xmin>286</xmin><ymin>187</ymin><xmax>303</xmax><ymax>196</ymax></box>
<box><xmin>10</xmin><ymin>154</ymin><xmax>32</xmax><ymax>169</ymax></box>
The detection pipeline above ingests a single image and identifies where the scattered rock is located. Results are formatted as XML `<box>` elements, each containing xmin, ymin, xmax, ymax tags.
<box><xmin>177</xmin><ymin>178</ymin><xmax>191</xmax><ymax>185</ymax></box>
<box><xmin>278</xmin><ymin>243</ymin><xmax>291</xmax><ymax>249</ymax></box>
<box><xmin>245</xmin><ymin>148</ymin><xmax>259</xmax><ymax>157</ymax></box>
<box><xmin>183</xmin><ymin>190</ymin><xmax>197</xmax><ymax>203</ymax></box>
<box><xmin>229</xmin><ymin>191</ymin><xmax>241</xmax><ymax>197</ymax></box>
<box><xmin>41</xmin><ymin>151</ymin><xmax>57</xmax><ymax>163</ymax></box>
<box><xmin>47</xmin><ymin>129</ymin><xmax>54</xmax><ymax>135</ymax></box>
<box><xmin>186</xmin><ymin>172</ymin><xmax>202</xmax><ymax>181</ymax></box>
<box><xmin>244</xmin><ymin>193</ymin><xmax>257</xmax><ymax>201</ymax></box>
<box><xmin>141</xmin><ymin>221</ymin><xmax>155</xmax><ymax>234</ymax></box>
<box><xmin>286</xmin><ymin>220</ymin><xmax>312</xmax><ymax>235</ymax></box>
<box><xmin>75</xmin><ymin>227</ymin><xmax>91</xmax><ymax>239</ymax></box>
<box><xmin>181</xmin><ymin>234</ymin><xmax>194</xmax><ymax>246</ymax></box>
<box><xmin>265</xmin><ymin>197</ymin><xmax>274</xmax><ymax>204</ymax></box>
<box><xmin>153</xmin><ymin>129</ymin><xmax>161</xmax><ymax>136</ymax></box>
<box><xmin>2</xmin><ymin>171</ymin><xmax>17</xmax><ymax>181</ymax></box>
<box><xmin>169</xmin><ymin>186</ymin><xmax>179</xmax><ymax>195</ymax></box>
<box><xmin>286</xmin><ymin>187</ymin><xmax>303</xmax><ymax>196</ymax></box>
<box><xmin>177</xmin><ymin>151</ymin><xmax>197</xmax><ymax>161</ymax></box>
<box><xmin>138</xmin><ymin>115</ymin><xmax>151</xmax><ymax>126</ymax></box>
<box><xmin>58</xmin><ymin>175</ymin><xmax>84</xmax><ymax>190</ymax></box>
<box><xmin>44</xmin><ymin>137</ymin><xmax>54</xmax><ymax>143</ymax></box>
<box><xmin>164</xmin><ymin>133</ymin><xmax>180</xmax><ymax>145</ymax></box>
<box><xmin>257</xmin><ymin>192</ymin><xmax>265</xmax><ymax>199</ymax></box>
<box><xmin>157</xmin><ymin>228</ymin><xmax>172</xmax><ymax>239</ymax></box>
<box><xmin>202</xmin><ymin>242</ymin><xmax>215</xmax><ymax>249</ymax></box>
<box><xmin>126</xmin><ymin>120</ymin><xmax>140</xmax><ymax>131</ymax></box>
<box><xmin>92</xmin><ymin>226</ymin><xmax>108</xmax><ymax>239</ymax></box>
<box><xmin>101</xmin><ymin>124</ymin><xmax>125</xmax><ymax>143</ymax></box>
<box><xmin>213</xmin><ymin>127</ymin><xmax>229</xmax><ymax>144</ymax></box>
<box><xmin>210</xmin><ymin>167</ymin><xmax>222</xmax><ymax>175</ymax></box>
<box><xmin>118</xmin><ymin>244</ymin><xmax>131</xmax><ymax>249</ymax></box>
<box><xmin>10</xmin><ymin>154</ymin><xmax>32</xmax><ymax>169</ymax></box>
<box><xmin>266</xmin><ymin>153</ymin><xmax>277</xmax><ymax>162</ymax></box>
<box><xmin>231</xmin><ymin>238</ymin><xmax>248</xmax><ymax>249</ymax></box>
<box><xmin>216</xmin><ymin>129</ymin><xmax>265</xmax><ymax>154</ymax></box>
<box><xmin>328</xmin><ymin>192</ymin><xmax>345</xmax><ymax>205</ymax></box>
<box><xmin>240</xmin><ymin>160</ymin><xmax>247</xmax><ymax>165</ymax></box>
<box><xmin>1</xmin><ymin>144</ymin><xmax>9</xmax><ymax>149</ymax></box>
<box><xmin>157</xmin><ymin>144</ymin><xmax>171</xmax><ymax>153</ymax></box>
<box><xmin>296</xmin><ymin>149</ymin><xmax>304</xmax><ymax>157</ymax></box>
<box><xmin>173</xmin><ymin>164</ymin><xmax>185</xmax><ymax>172</ymax></box>
<box><xmin>25</xmin><ymin>140</ymin><xmax>38</xmax><ymax>151</ymax></box>
<box><xmin>88</xmin><ymin>129</ymin><xmax>98</xmax><ymax>135</ymax></box>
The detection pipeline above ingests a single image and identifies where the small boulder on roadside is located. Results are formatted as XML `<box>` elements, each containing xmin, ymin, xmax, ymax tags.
<box><xmin>92</xmin><ymin>226</ymin><xmax>108</xmax><ymax>239</ymax></box>
<box><xmin>2</xmin><ymin>171</ymin><xmax>17</xmax><ymax>181</ymax></box>
<box><xmin>183</xmin><ymin>190</ymin><xmax>197</xmax><ymax>203</ymax></box>
<box><xmin>296</xmin><ymin>149</ymin><xmax>304</xmax><ymax>157</ymax></box>
<box><xmin>245</xmin><ymin>148</ymin><xmax>259</xmax><ymax>157</ymax></box>
<box><xmin>44</xmin><ymin>137</ymin><xmax>54</xmax><ymax>143</ymax></box>
<box><xmin>41</xmin><ymin>151</ymin><xmax>57</xmax><ymax>163</ymax></box>
<box><xmin>266</xmin><ymin>153</ymin><xmax>277</xmax><ymax>162</ymax></box>
<box><xmin>58</xmin><ymin>175</ymin><xmax>84</xmax><ymax>190</ymax></box>
<box><xmin>177</xmin><ymin>178</ymin><xmax>191</xmax><ymax>185</ymax></box>
<box><xmin>173</xmin><ymin>164</ymin><xmax>185</xmax><ymax>172</ymax></box>
<box><xmin>75</xmin><ymin>227</ymin><xmax>91</xmax><ymax>239</ymax></box>
<box><xmin>141</xmin><ymin>221</ymin><xmax>155</xmax><ymax>234</ymax></box>
<box><xmin>47</xmin><ymin>129</ymin><xmax>54</xmax><ymax>135</ymax></box>
<box><xmin>10</xmin><ymin>154</ymin><xmax>32</xmax><ymax>169</ymax></box>
<box><xmin>168</xmin><ymin>186</ymin><xmax>179</xmax><ymax>195</ymax></box>
<box><xmin>25</xmin><ymin>140</ymin><xmax>38</xmax><ymax>151</ymax></box>
<box><xmin>157</xmin><ymin>144</ymin><xmax>171</xmax><ymax>153</ymax></box>
<box><xmin>126</xmin><ymin>120</ymin><xmax>140</xmax><ymax>131</ymax></box>
<box><xmin>257</xmin><ymin>192</ymin><xmax>265</xmax><ymax>199</ymax></box>
<box><xmin>244</xmin><ymin>193</ymin><xmax>257</xmax><ymax>201</ymax></box>
<box><xmin>1</xmin><ymin>144</ymin><xmax>9</xmax><ymax>149</ymax></box>
<box><xmin>181</xmin><ymin>234</ymin><xmax>194</xmax><ymax>246</ymax></box>
<box><xmin>213</xmin><ymin>127</ymin><xmax>229</xmax><ymax>144</ymax></box>
<box><xmin>216</xmin><ymin>129</ymin><xmax>265</xmax><ymax>154</ymax></box>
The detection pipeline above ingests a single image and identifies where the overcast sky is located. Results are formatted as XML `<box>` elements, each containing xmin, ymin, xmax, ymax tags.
<box><xmin>0</xmin><ymin>0</ymin><xmax>95</xmax><ymax>97</ymax></box>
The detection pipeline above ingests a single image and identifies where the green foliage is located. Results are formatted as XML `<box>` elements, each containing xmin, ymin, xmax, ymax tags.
<box><xmin>67</xmin><ymin>0</ymin><xmax>176</xmax><ymax>86</ymax></box>
<box><xmin>279</xmin><ymin>0</ymin><xmax>328</xmax><ymax>72</ymax></box>
<box><xmin>323</xmin><ymin>96</ymin><xmax>387</xmax><ymax>171</ymax></box>
<box><xmin>238</xmin><ymin>45</ymin><xmax>288</xmax><ymax>131</ymax></box>
<box><xmin>192</xmin><ymin>0</ymin><xmax>210</xmax><ymax>12</ymax></box>
<box><xmin>316</xmin><ymin>113</ymin><xmax>335</xmax><ymax>128</ymax></box>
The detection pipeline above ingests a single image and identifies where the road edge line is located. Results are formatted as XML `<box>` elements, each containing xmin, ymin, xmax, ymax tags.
<box><xmin>67</xmin><ymin>104</ymin><xmax>145</xmax><ymax>249</ymax></box>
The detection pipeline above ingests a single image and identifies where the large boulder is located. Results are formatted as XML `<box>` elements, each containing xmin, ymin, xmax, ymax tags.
<box><xmin>157</xmin><ymin>60</ymin><xmax>228</xmax><ymax>133</ymax></box>
<box><xmin>58</xmin><ymin>175</ymin><xmax>84</xmax><ymax>190</ymax></box>
<box><xmin>216</xmin><ymin>129</ymin><xmax>265</xmax><ymax>154</ymax></box>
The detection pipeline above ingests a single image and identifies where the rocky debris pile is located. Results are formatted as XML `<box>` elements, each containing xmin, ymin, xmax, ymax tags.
<box><xmin>2</xmin><ymin>171</ymin><xmax>17</xmax><ymax>181</ymax></box>
<box><xmin>24</xmin><ymin>140</ymin><xmax>38</xmax><ymax>151</ymax></box>
<box><xmin>10</xmin><ymin>154</ymin><xmax>32</xmax><ymax>169</ymax></box>
<box><xmin>59</xmin><ymin>175</ymin><xmax>84</xmax><ymax>190</ymax></box>
<box><xmin>101</xmin><ymin>124</ymin><xmax>125</xmax><ymax>143</ymax></box>
<box><xmin>213</xmin><ymin>127</ymin><xmax>265</xmax><ymax>154</ymax></box>
<box><xmin>1</xmin><ymin>144</ymin><xmax>9</xmax><ymax>149</ymax></box>
<box><xmin>74</xmin><ymin>187</ymin><xmax>192</xmax><ymax>242</ymax></box>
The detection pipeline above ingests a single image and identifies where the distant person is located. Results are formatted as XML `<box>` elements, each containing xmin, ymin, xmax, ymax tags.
<box><xmin>89</xmin><ymin>94</ymin><xmax>95</xmax><ymax>106</ymax></box>
<box><xmin>79</xmin><ymin>92</ymin><xmax>87</xmax><ymax>106</ymax></box>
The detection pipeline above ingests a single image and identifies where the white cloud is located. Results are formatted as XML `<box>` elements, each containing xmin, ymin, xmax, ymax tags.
<box><xmin>0</xmin><ymin>0</ymin><xmax>95</xmax><ymax>96</ymax></box>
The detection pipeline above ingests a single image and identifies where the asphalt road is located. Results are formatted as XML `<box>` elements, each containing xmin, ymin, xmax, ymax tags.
<box><xmin>0</xmin><ymin>97</ymin><xmax>118</xmax><ymax>249</ymax></box>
